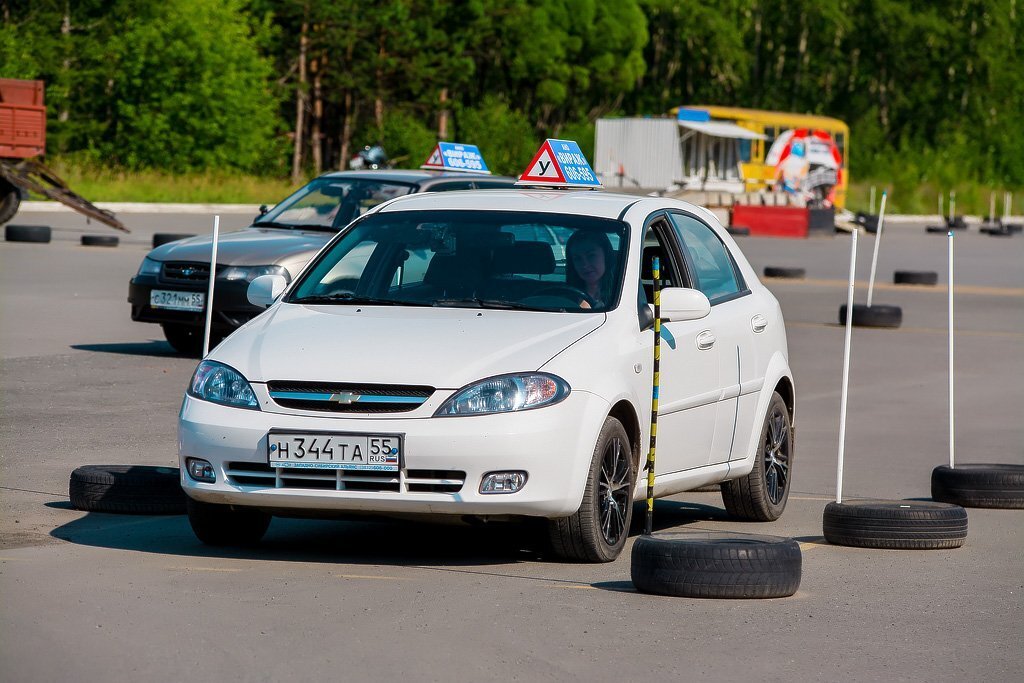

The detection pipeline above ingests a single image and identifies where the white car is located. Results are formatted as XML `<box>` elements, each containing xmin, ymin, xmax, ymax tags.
<box><xmin>179</xmin><ymin>190</ymin><xmax>795</xmax><ymax>562</ymax></box>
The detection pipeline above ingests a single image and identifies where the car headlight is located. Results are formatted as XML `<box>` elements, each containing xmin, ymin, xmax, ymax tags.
<box><xmin>187</xmin><ymin>360</ymin><xmax>259</xmax><ymax>409</ymax></box>
<box><xmin>435</xmin><ymin>373</ymin><xmax>570</xmax><ymax>417</ymax></box>
<box><xmin>137</xmin><ymin>257</ymin><xmax>162</xmax><ymax>276</ymax></box>
<box><xmin>219</xmin><ymin>265</ymin><xmax>290</xmax><ymax>283</ymax></box>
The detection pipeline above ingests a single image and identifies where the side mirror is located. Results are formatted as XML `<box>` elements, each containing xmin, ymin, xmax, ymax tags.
<box><xmin>659</xmin><ymin>287</ymin><xmax>711</xmax><ymax>322</ymax></box>
<box><xmin>258</xmin><ymin>204</ymin><xmax>268</xmax><ymax>216</ymax></box>
<box><xmin>247</xmin><ymin>274</ymin><xmax>288</xmax><ymax>308</ymax></box>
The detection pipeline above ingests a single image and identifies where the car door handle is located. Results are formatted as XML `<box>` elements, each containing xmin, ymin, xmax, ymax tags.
<box><xmin>696</xmin><ymin>330</ymin><xmax>716</xmax><ymax>350</ymax></box>
<box><xmin>751</xmin><ymin>314</ymin><xmax>768</xmax><ymax>333</ymax></box>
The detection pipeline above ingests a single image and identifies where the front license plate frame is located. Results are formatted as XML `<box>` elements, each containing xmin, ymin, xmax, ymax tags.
<box><xmin>150</xmin><ymin>289</ymin><xmax>205</xmax><ymax>312</ymax></box>
<box><xmin>267</xmin><ymin>430</ymin><xmax>403</xmax><ymax>471</ymax></box>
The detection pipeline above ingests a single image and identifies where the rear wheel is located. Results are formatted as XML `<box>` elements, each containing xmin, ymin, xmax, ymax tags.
<box><xmin>0</xmin><ymin>181</ymin><xmax>20</xmax><ymax>225</ymax></box>
<box><xmin>548</xmin><ymin>417</ymin><xmax>634</xmax><ymax>562</ymax></box>
<box><xmin>186</xmin><ymin>498</ymin><xmax>271</xmax><ymax>546</ymax></box>
<box><xmin>162</xmin><ymin>323</ymin><xmax>207</xmax><ymax>357</ymax></box>
<box><xmin>722</xmin><ymin>392</ymin><xmax>792</xmax><ymax>521</ymax></box>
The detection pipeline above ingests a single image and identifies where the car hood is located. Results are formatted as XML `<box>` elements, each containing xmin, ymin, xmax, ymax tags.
<box><xmin>149</xmin><ymin>228</ymin><xmax>333</xmax><ymax>267</ymax></box>
<box><xmin>213</xmin><ymin>304</ymin><xmax>606</xmax><ymax>388</ymax></box>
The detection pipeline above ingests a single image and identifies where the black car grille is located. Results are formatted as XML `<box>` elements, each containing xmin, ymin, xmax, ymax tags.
<box><xmin>162</xmin><ymin>262</ymin><xmax>212</xmax><ymax>283</ymax></box>
<box><xmin>267</xmin><ymin>381</ymin><xmax>435</xmax><ymax>413</ymax></box>
<box><xmin>225</xmin><ymin>462</ymin><xmax>464</xmax><ymax>494</ymax></box>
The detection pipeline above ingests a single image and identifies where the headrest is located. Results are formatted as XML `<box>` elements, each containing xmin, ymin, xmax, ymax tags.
<box><xmin>491</xmin><ymin>241</ymin><xmax>555</xmax><ymax>275</ymax></box>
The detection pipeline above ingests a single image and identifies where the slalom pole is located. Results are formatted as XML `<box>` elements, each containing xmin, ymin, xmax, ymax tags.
<box><xmin>938</xmin><ymin>193</ymin><xmax>943</xmax><ymax>221</ymax></box>
<box><xmin>949</xmin><ymin>190</ymin><xmax>956</xmax><ymax>224</ymax></box>
<box><xmin>836</xmin><ymin>230</ymin><xmax>858</xmax><ymax>504</ymax></box>
<box><xmin>644</xmin><ymin>256</ymin><xmax>662</xmax><ymax>536</ymax></box>
<box><xmin>948</xmin><ymin>231</ymin><xmax>955</xmax><ymax>468</ymax></box>
<box><xmin>869</xmin><ymin>186</ymin><xmax>876</xmax><ymax>215</ymax></box>
<box><xmin>989</xmin><ymin>192</ymin><xmax>996</xmax><ymax>223</ymax></box>
<box><xmin>202</xmin><ymin>215</ymin><xmax>220</xmax><ymax>357</ymax></box>
<box><xmin>866</xmin><ymin>191</ymin><xmax>887</xmax><ymax>308</ymax></box>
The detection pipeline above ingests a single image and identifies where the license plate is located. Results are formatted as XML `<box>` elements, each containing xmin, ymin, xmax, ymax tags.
<box><xmin>151</xmin><ymin>289</ymin><xmax>205</xmax><ymax>312</ymax></box>
<box><xmin>268</xmin><ymin>431</ymin><xmax>401</xmax><ymax>471</ymax></box>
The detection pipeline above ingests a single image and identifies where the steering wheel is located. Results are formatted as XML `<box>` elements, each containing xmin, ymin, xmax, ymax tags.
<box><xmin>532</xmin><ymin>285</ymin><xmax>597</xmax><ymax>308</ymax></box>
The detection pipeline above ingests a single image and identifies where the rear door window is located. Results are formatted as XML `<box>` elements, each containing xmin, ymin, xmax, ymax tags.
<box><xmin>669</xmin><ymin>213</ymin><xmax>746</xmax><ymax>303</ymax></box>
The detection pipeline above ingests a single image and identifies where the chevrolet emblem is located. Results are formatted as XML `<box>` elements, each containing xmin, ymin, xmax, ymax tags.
<box><xmin>328</xmin><ymin>391</ymin><xmax>361</xmax><ymax>404</ymax></box>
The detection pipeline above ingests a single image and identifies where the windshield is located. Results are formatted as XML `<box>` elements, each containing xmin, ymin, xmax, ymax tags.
<box><xmin>288</xmin><ymin>210</ymin><xmax>628</xmax><ymax>312</ymax></box>
<box><xmin>257</xmin><ymin>177</ymin><xmax>415</xmax><ymax>230</ymax></box>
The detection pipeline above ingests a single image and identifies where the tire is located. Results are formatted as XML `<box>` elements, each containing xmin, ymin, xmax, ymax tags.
<box><xmin>763</xmin><ymin>266</ymin><xmax>805</xmax><ymax>279</ymax></box>
<box><xmin>630</xmin><ymin>532</ymin><xmax>801</xmax><ymax>599</ymax></box>
<box><xmin>925</xmin><ymin>225</ymin><xmax>949</xmax><ymax>234</ymax></box>
<box><xmin>548</xmin><ymin>417</ymin><xmax>634</xmax><ymax>562</ymax></box>
<box><xmin>822</xmin><ymin>500</ymin><xmax>967</xmax><ymax>549</ymax></box>
<box><xmin>893</xmin><ymin>270</ymin><xmax>938</xmax><ymax>286</ymax></box>
<box><xmin>5</xmin><ymin>224</ymin><xmax>51</xmax><ymax>243</ymax></box>
<box><xmin>0</xmin><ymin>181</ymin><xmax>20</xmax><ymax>225</ymax></box>
<box><xmin>722</xmin><ymin>392</ymin><xmax>792</xmax><ymax>521</ymax></box>
<box><xmin>931</xmin><ymin>464</ymin><xmax>1024</xmax><ymax>509</ymax></box>
<box><xmin>153</xmin><ymin>233</ymin><xmax>196</xmax><ymax>248</ymax></box>
<box><xmin>839</xmin><ymin>303</ymin><xmax>902</xmax><ymax>328</ymax></box>
<box><xmin>162</xmin><ymin>323</ymin><xmax>205</xmax><ymax>357</ymax></box>
<box><xmin>985</xmin><ymin>227</ymin><xmax>1015</xmax><ymax>238</ymax></box>
<box><xmin>186</xmin><ymin>497</ymin><xmax>271</xmax><ymax>546</ymax></box>
<box><xmin>856</xmin><ymin>213</ymin><xmax>879</xmax><ymax>234</ymax></box>
<box><xmin>1005</xmin><ymin>223</ymin><xmax>1023</xmax><ymax>234</ymax></box>
<box><xmin>947</xmin><ymin>216</ymin><xmax>967</xmax><ymax>229</ymax></box>
<box><xmin>81</xmin><ymin>234</ymin><xmax>119</xmax><ymax>247</ymax></box>
<box><xmin>69</xmin><ymin>465</ymin><xmax>186</xmax><ymax>515</ymax></box>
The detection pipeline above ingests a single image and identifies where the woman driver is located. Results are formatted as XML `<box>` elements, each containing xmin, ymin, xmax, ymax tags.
<box><xmin>566</xmin><ymin>230</ymin><xmax>615</xmax><ymax>309</ymax></box>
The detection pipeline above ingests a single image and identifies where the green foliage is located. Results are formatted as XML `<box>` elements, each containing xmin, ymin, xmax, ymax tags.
<box><xmin>454</xmin><ymin>96</ymin><xmax>537</xmax><ymax>175</ymax></box>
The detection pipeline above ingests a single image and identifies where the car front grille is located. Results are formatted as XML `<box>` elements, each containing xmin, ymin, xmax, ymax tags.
<box><xmin>267</xmin><ymin>381</ymin><xmax>435</xmax><ymax>413</ymax></box>
<box><xmin>162</xmin><ymin>262</ymin><xmax>211</xmax><ymax>283</ymax></box>
<box><xmin>225</xmin><ymin>462</ymin><xmax>464</xmax><ymax>494</ymax></box>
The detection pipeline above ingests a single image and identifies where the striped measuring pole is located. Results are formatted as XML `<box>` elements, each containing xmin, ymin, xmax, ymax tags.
<box><xmin>644</xmin><ymin>256</ymin><xmax>662</xmax><ymax>536</ymax></box>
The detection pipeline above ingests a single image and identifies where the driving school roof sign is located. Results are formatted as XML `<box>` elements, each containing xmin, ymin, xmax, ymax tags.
<box><xmin>516</xmin><ymin>139</ymin><xmax>602</xmax><ymax>188</ymax></box>
<box><xmin>420</xmin><ymin>142</ymin><xmax>490</xmax><ymax>174</ymax></box>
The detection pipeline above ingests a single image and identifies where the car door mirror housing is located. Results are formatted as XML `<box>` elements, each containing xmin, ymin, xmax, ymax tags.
<box><xmin>658</xmin><ymin>287</ymin><xmax>711</xmax><ymax>322</ymax></box>
<box><xmin>247</xmin><ymin>274</ymin><xmax>288</xmax><ymax>308</ymax></box>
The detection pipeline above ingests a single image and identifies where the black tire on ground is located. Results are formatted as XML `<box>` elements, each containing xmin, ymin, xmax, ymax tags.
<box><xmin>153</xmin><ymin>232</ymin><xmax>196</xmax><ymax>248</ymax></box>
<box><xmin>727</xmin><ymin>226</ymin><xmax>751</xmax><ymax>237</ymax></box>
<box><xmin>822</xmin><ymin>500</ymin><xmax>967</xmax><ymax>549</ymax></box>
<box><xmin>162</xmin><ymin>323</ymin><xmax>205</xmax><ymax>357</ymax></box>
<box><xmin>925</xmin><ymin>225</ymin><xmax>949</xmax><ymax>234</ymax></box>
<box><xmin>839</xmin><ymin>303</ymin><xmax>902</xmax><ymax>328</ymax></box>
<box><xmin>947</xmin><ymin>216</ymin><xmax>968</xmax><ymax>229</ymax></box>
<box><xmin>1005</xmin><ymin>223</ymin><xmax>1023</xmax><ymax>234</ymax></box>
<box><xmin>893</xmin><ymin>270</ymin><xmax>938</xmax><ymax>286</ymax></box>
<box><xmin>0</xmin><ymin>181</ymin><xmax>21</xmax><ymax>225</ymax></box>
<box><xmin>985</xmin><ymin>227</ymin><xmax>1015</xmax><ymax>238</ymax></box>
<box><xmin>763</xmin><ymin>266</ymin><xmax>806</xmax><ymax>279</ymax></box>
<box><xmin>931</xmin><ymin>464</ymin><xmax>1024</xmax><ymax>509</ymax></box>
<box><xmin>722</xmin><ymin>392</ymin><xmax>792</xmax><ymax>521</ymax></box>
<box><xmin>186</xmin><ymin>497</ymin><xmax>271</xmax><ymax>546</ymax></box>
<box><xmin>81</xmin><ymin>234</ymin><xmax>119</xmax><ymax>247</ymax></box>
<box><xmin>630</xmin><ymin>532</ymin><xmax>801</xmax><ymax>599</ymax></box>
<box><xmin>856</xmin><ymin>213</ymin><xmax>880</xmax><ymax>234</ymax></box>
<box><xmin>69</xmin><ymin>465</ymin><xmax>186</xmax><ymax>515</ymax></box>
<box><xmin>548</xmin><ymin>416</ymin><xmax>634</xmax><ymax>562</ymax></box>
<box><xmin>5</xmin><ymin>224</ymin><xmax>51</xmax><ymax>243</ymax></box>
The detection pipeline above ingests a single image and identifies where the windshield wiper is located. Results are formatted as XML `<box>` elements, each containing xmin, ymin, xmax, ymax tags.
<box><xmin>433</xmin><ymin>297</ymin><xmax>539</xmax><ymax>311</ymax></box>
<box><xmin>251</xmin><ymin>220</ymin><xmax>295</xmax><ymax>229</ymax></box>
<box><xmin>252</xmin><ymin>221</ymin><xmax>336</xmax><ymax>232</ymax></box>
<box><xmin>290</xmin><ymin>293</ymin><xmax>428</xmax><ymax>306</ymax></box>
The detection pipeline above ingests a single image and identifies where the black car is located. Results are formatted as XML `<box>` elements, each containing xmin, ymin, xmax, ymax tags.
<box><xmin>128</xmin><ymin>170</ymin><xmax>517</xmax><ymax>355</ymax></box>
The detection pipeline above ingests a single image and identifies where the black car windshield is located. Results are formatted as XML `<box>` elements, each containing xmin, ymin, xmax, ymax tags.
<box><xmin>288</xmin><ymin>210</ymin><xmax>629</xmax><ymax>313</ymax></box>
<box><xmin>257</xmin><ymin>177</ymin><xmax>415</xmax><ymax>230</ymax></box>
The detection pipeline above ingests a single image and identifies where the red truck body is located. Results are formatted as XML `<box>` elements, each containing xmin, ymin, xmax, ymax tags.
<box><xmin>0</xmin><ymin>79</ymin><xmax>46</xmax><ymax>159</ymax></box>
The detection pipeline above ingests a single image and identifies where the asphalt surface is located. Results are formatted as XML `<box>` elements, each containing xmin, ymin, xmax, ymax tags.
<box><xmin>1</xmin><ymin>210</ymin><xmax>1022</xmax><ymax>682</ymax></box>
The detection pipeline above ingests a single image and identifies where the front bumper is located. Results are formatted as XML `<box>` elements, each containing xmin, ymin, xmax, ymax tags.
<box><xmin>179</xmin><ymin>390</ymin><xmax>612</xmax><ymax>519</ymax></box>
<box><xmin>128</xmin><ymin>275</ymin><xmax>263</xmax><ymax>330</ymax></box>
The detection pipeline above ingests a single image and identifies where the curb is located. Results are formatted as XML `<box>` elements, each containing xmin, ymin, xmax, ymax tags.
<box><xmin>20</xmin><ymin>201</ymin><xmax>264</xmax><ymax>214</ymax></box>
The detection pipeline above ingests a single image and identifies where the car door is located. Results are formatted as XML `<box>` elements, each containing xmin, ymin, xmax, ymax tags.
<box><xmin>640</xmin><ymin>217</ymin><xmax>719</xmax><ymax>473</ymax></box>
<box><xmin>667</xmin><ymin>212</ymin><xmax>754</xmax><ymax>465</ymax></box>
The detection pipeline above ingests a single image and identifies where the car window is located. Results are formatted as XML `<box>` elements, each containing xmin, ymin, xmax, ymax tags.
<box><xmin>261</xmin><ymin>177</ymin><xmax>414</xmax><ymax>229</ymax></box>
<box><xmin>290</xmin><ymin>210</ymin><xmax>629</xmax><ymax>312</ymax></box>
<box><xmin>424</xmin><ymin>181</ymin><xmax>475</xmax><ymax>192</ymax></box>
<box><xmin>669</xmin><ymin>213</ymin><xmax>743</xmax><ymax>302</ymax></box>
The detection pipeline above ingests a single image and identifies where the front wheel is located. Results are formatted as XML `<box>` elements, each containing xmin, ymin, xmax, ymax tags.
<box><xmin>548</xmin><ymin>417</ymin><xmax>635</xmax><ymax>562</ymax></box>
<box><xmin>722</xmin><ymin>391</ymin><xmax>792</xmax><ymax>521</ymax></box>
<box><xmin>186</xmin><ymin>498</ymin><xmax>271</xmax><ymax>546</ymax></box>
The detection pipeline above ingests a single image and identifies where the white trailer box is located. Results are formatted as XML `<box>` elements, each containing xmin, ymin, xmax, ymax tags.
<box><xmin>594</xmin><ymin>118</ymin><xmax>682</xmax><ymax>190</ymax></box>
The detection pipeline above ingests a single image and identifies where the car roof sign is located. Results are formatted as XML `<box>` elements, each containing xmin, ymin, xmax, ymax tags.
<box><xmin>420</xmin><ymin>142</ymin><xmax>491</xmax><ymax>174</ymax></box>
<box><xmin>516</xmin><ymin>139</ymin><xmax>601</xmax><ymax>188</ymax></box>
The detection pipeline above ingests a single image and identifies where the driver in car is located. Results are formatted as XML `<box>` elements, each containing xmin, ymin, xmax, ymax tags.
<box><xmin>566</xmin><ymin>230</ymin><xmax>616</xmax><ymax>309</ymax></box>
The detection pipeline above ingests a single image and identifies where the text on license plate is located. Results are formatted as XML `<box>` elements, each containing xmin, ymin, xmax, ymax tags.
<box><xmin>268</xmin><ymin>432</ymin><xmax>401</xmax><ymax>471</ymax></box>
<box><xmin>150</xmin><ymin>289</ymin><xmax>205</xmax><ymax>312</ymax></box>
